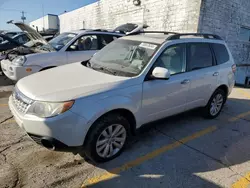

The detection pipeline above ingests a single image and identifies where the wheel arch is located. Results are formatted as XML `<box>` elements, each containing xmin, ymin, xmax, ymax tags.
<box><xmin>83</xmin><ymin>108</ymin><xmax>137</xmax><ymax>146</ymax></box>
<box><xmin>216</xmin><ymin>84</ymin><xmax>229</xmax><ymax>96</ymax></box>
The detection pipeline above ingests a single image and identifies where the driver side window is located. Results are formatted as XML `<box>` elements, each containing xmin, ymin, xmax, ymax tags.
<box><xmin>154</xmin><ymin>44</ymin><xmax>186</xmax><ymax>75</ymax></box>
<box><xmin>70</xmin><ymin>35</ymin><xmax>98</xmax><ymax>51</ymax></box>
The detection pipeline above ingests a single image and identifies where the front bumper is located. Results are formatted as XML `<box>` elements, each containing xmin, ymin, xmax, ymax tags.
<box><xmin>9</xmin><ymin>95</ymin><xmax>89</xmax><ymax>147</ymax></box>
<box><xmin>27</xmin><ymin>133</ymin><xmax>81</xmax><ymax>152</ymax></box>
<box><xmin>1</xmin><ymin>60</ymin><xmax>41</xmax><ymax>81</ymax></box>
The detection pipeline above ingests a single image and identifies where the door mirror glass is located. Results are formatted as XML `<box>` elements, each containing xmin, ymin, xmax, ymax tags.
<box><xmin>152</xmin><ymin>67</ymin><xmax>170</xmax><ymax>79</ymax></box>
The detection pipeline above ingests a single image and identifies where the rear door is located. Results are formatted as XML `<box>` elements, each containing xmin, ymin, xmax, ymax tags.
<box><xmin>185</xmin><ymin>42</ymin><xmax>220</xmax><ymax>110</ymax></box>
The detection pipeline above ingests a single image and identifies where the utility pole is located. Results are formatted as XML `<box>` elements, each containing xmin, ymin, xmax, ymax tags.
<box><xmin>21</xmin><ymin>11</ymin><xmax>26</xmax><ymax>23</ymax></box>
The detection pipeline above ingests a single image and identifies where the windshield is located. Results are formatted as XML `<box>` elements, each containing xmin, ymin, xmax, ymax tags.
<box><xmin>48</xmin><ymin>32</ymin><xmax>77</xmax><ymax>51</ymax></box>
<box><xmin>90</xmin><ymin>39</ymin><xmax>159</xmax><ymax>77</ymax></box>
<box><xmin>113</xmin><ymin>24</ymin><xmax>138</xmax><ymax>33</ymax></box>
<box><xmin>5</xmin><ymin>33</ymin><xmax>17</xmax><ymax>38</ymax></box>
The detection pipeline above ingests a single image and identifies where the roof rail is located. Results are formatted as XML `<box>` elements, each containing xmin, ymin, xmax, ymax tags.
<box><xmin>127</xmin><ymin>31</ymin><xmax>178</xmax><ymax>36</ymax></box>
<box><xmin>167</xmin><ymin>33</ymin><xmax>222</xmax><ymax>40</ymax></box>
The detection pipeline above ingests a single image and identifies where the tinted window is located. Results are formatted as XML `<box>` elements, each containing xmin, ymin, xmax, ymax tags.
<box><xmin>212</xmin><ymin>44</ymin><xmax>229</xmax><ymax>64</ymax></box>
<box><xmin>154</xmin><ymin>44</ymin><xmax>186</xmax><ymax>75</ymax></box>
<box><xmin>187</xmin><ymin>43</ymin><xmax>213</xmax><ymax>71</ymax></box>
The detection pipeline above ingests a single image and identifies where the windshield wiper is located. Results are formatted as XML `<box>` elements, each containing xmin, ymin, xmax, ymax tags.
<box><xmin>92</xmin><ymin>66</ymin><xmax>117</xmax><ymax>75</ymax></box>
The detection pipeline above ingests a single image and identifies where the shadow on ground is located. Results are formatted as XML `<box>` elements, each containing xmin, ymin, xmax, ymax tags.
<box><xmin>82</xmin><ymin>97</ymin><xmax>250</xmax><ymax>188</ymax></box>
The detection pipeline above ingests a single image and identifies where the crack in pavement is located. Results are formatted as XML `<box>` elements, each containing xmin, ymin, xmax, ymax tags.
<box><xmin>0</xmin><ymin>116</ymin><xmax>13</xmax><ymax>124</ymax></box>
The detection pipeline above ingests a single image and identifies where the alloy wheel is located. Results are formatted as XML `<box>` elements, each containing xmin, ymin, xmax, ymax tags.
<box><xmin>96</xmin><ymin>124</ymin><xmax>126</xmax><ymax>158</ymax></box>
<box><xmin>210</xmin><ymin>93</ymin><xmax>224</xmax><ymax>116</ymax></box>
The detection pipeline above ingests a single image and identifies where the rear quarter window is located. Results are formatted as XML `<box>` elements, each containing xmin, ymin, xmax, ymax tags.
<box><xmin>212</xmin><ymin>44</ymin><xmax>230</xmax><ymax>64</ymax></box>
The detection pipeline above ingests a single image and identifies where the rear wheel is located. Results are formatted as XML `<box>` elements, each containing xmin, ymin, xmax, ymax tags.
<box><xmin>203</xmin><ymin>89</ymin><xmax>226</xmax><ymax>119</ymax></box>
<box><xmin>84</xmin><ymin>113</ymin><xmax>130</xmax><ymax>163</ymax></box>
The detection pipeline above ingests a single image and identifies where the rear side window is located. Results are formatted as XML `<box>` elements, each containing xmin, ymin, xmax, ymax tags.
<box><xmin>187</xmin><ymin>43</ymin><xmax>213</xmax><ymax>71</ymax></box>
<box><xmin>212</xmin><ymin>43</ymin><xmax>230</xmax><ymax>64</ymax></box>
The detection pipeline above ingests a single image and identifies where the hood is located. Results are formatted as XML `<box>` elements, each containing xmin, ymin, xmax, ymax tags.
<box><xmin>14</xmin><ymin>22</ymin><xmax>48</xmax><ymax>45</ymax></box>
<box><xmin>17</xmin><ymin>62</ymin><xmax>135</xmax><ymax>102</ymax></box>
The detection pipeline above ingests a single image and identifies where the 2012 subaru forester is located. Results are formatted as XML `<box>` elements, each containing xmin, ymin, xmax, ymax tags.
<box><xmin>9</xmin><ymin>32</ymin><xmax>236</xmax><ymax>162</ymax></box>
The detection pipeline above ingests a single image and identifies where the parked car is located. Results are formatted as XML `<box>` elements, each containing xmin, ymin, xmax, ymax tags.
<box><xmin>9</xmin><ymin>32</ymin><xmax>236</xmax><ymax>162</ymax></box>
<box><xmin>0</xmin><ymin>32</ymin><xmax>30</xmax><ymax>52</ymax></box>
<box><xmin>0</xmin><ymin>22</ymin><xmax>49</xmax><ymax>61</ymax></box>
<box><xmin>1</xmin><ymin>23</ymin><xmax>147</xmax><ymax>81</ymax></box>
<box><xmin>3</xmin><ymin>31</ymin><xmax>21</xmax><ymax>38</ymax></box>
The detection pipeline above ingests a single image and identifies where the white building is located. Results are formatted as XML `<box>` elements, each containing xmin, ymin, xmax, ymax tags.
<box><xmin>31</xmin><ymin>0</ymin><xmax>250</xmax><ymax>86</ymax></box>
<box><xmin>30</xmin><ymin>14</ymin><xmax>59</xmax><ymax>34</ymax></box>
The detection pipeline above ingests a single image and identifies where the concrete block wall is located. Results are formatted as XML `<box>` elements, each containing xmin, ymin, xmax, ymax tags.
<box><xmin>59</xmin><ymin>0</ymin><xmax>201</xmax><ymax>33</ymax></box>
<box><xmin>198</xmin><ymin>0</ymin><xmax>250</xmax><ymax>84</ymax></box>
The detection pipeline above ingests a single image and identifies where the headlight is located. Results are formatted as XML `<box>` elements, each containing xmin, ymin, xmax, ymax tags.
<box><xmin>27</xmin><ymin>100</ymin><xmax>74</xmax><ymax>118</ymax></box>
<box><xmin>12</xmin><ymin>56</ymin><xmax>26</xmax><ymax>66</ymax></box>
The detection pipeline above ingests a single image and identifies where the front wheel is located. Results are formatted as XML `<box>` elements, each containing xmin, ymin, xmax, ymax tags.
<box><xmin>203</xmin><ymin>89</ymin><xmax>226</xmax><ymax>119</ymax></box>
<box><xmin>84</xmin><ymin>113</ymin><xmax>130</xmax><ymax>163</ymax></box>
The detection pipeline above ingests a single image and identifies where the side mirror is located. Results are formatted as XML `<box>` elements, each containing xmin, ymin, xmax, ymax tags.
<box><xmin>69</xmin><ymin>45</ymin><xmax>77</xmax><ymax>51</ymax></box>
<box><xmin>152</xmin><ymin>67</ymin><xmax>170</xmax><ymax>80</ymax></box>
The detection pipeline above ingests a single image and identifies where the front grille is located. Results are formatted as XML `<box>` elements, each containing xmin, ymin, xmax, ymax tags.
<box><xmin>12</xmin><ymin>87</ymin><xmax>33</xmax><ymax>114</ymax></box>
<box><xmin>28</xmin><ymin>134</ymin><xmax>42</xmax><ymax>145</ymax></box>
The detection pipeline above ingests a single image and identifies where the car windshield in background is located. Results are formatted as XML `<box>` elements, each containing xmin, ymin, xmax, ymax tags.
<box><xmin>48</xmin><ymin>32</ymin><xmax>77</xmax><ymax>51</ymax></box>
<box><xmin>114</xmin><ymin>23</ymin><xmax>138</xmax><ymax>33</ymax></box>
<box><xmin>90</xmin><ymin>39</ymin><xmax>159</xmax><ymax>77</ymax></box>
<box><xmin>5</xmin><ymin>33</ymin><xmax>17</xmax><ymax>38</ymax></box>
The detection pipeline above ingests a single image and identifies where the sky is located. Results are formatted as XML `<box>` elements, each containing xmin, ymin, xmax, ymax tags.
<box><xmin>0</xmin><ymin>0</ymin><xmax>99</xmax><ymax>31</ymax></box>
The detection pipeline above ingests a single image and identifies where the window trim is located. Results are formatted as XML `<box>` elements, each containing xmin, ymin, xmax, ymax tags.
<box><xmin>186</xmin><ymin>42</ymin><xmax>216</xmax><ymax>72</ymax></box>
<box><xmin>144</xmin><ymin>43</ymin><xmax>187</xmax><ymax>81</ymax></box>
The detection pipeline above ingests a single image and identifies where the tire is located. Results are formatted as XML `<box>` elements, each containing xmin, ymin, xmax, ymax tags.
<box><xmin>84</xmin><ymin>113</ymin><xmax>130</xmax><ymax>163</ymax></box>
<box><xmin>203</xmin><ymin>89</ymin><xmax>226</xmax><ymax>119</ymax></box>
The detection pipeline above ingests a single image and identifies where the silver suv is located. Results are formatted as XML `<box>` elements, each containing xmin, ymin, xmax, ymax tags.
<box><xmin>9</xmin><ymin>32</ymin><xmax>236</xmax><ymax>162</ymax></box>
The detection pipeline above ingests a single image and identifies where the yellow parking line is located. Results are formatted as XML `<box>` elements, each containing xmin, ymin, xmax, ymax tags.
<box><xmin>232</xmin><ymin>172</ymin><xmax>250</xmax><ymax>188</ymax></box>
<box><xmin>229</xmin><ymin>111</ymin><xmax>250</xmax><ymax>122</ymax></box>
<box><xmin>82</xmin><ymin>110</ymin><xmax>250</xmax><ymax>187</ymax></box>
<box><xmin>0</xmin><ymin>104</ymin><xmax>8</xmax><ymax>107</ymax></box>
<box><xmin>238</xmin><ymin>89</ymin><xmax>250</xmax><ymax>99</ymax></box>
<box><xmin>81</xmin><ymin>126</ymin><xmax>217</xmax><ymax>187</ymax></box>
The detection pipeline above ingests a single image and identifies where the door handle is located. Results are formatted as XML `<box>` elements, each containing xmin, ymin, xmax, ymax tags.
<box><xmin>181</xmin><ymin>79</ymin><xmax>190</xmax><ymax>84</ymax></box>
<box><xmin>213</xmin><ymin>72</ymin><xmax>219</xmax><ymax>76</ymax></box>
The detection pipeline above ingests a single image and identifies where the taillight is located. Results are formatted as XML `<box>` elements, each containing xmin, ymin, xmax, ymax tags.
<box><xmin>232</xmin><ymin>64</ymin><xmax>236</xmax><ymax>73</ymax></box>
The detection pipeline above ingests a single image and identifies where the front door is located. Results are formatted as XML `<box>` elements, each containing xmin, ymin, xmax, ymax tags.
<box><xmin>141</xmin><ymin>44</ymin><xmax>191</xmax><ymax>124</ymax></box>
<box><xmin>66</xmin><ymin>34</ymin><xmax>99</xmax><ymax>63</ymax></box>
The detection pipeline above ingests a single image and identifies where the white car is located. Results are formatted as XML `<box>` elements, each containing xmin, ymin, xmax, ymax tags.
<box><xmin>9</xmin><ymin>32</ymin><xmax>236</xmax><ymax>162</ymax></box>
<box><xmin>1</xmin><ymin>23</ymin><xmax>148</xmax><ymax>81</ymax></box>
